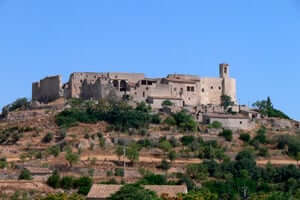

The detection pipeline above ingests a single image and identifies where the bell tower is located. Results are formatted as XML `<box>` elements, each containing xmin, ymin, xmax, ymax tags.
<box><xmin>219</xmin><ymin>63</ymin><xmax>229</xmax><ymax>78</ymax></box>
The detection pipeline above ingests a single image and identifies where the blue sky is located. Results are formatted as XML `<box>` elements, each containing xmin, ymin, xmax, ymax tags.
<box><xmin>0</xmin><ymin>0</ymin><xmax>299</xmax><ymax>120</ymax></box>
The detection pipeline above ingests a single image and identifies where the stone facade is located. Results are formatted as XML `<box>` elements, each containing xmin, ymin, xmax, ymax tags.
<box><xmin>32</xmin><ymin>75</ymin><xmax>63</xmax><ymax>103</ymax></box>
<box><xmin>32</xmin><ymin>64</ymin><xmax>237</xmax><ymax>108</ymax></box>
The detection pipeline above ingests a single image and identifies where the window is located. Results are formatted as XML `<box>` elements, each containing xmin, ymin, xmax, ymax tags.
<box><xmin>219</xmin><ymin>86</ymin><xmax>222</xmax><ymax>90</ymax></box>
<box><xmin>141</xmin><ymin>80</ymin><xmax>147</xmax><ymax>85</ymax></box>
<box><xmin>211</xmin><ymin>86</ymin><xmax>214</xmax><ymax>90</ymax></box>
<box><xmin>240</xmin><ymin>121</ymin><xmax>243</xmax><ymax>124</ymax></box>
<box><xmin>191</xmin><ymin>87</ymin><xmax>195</xmax><ymax>92</ymax></box>
<box><xmin>187</xmin><ymin>86</ymin><xmax>190</xmax><ymax>91</ymax></box>
<box><xmin>143</xmin><ymin>92</ymin><xmax>145</xmax><ymax>97</ymax></box>
<box><xmin>202</xmin><ymin>88</ymin><xmax>205</xmax><ymax>92</ymax></box>
<box><xmin>174</xmin><ymin>88</ymin><xmax>177</xmax><ymax>91</ymax></box>
<box><xmin>224</xmin><ymin>67</ymin><xmax>227</xmax><ymax>74</ymax></box>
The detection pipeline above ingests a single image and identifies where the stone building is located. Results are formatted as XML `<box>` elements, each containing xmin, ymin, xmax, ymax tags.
<box><xmin>32</xmin><ymin>63</ymin><xmax>237</xmax><ymax>108</ymax></box>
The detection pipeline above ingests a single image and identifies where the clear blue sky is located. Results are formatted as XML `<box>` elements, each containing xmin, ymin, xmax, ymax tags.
<box><xmin>0</xmin><ymin>0</ymin><xmax>299</xmax><ymax>120</ymax></box>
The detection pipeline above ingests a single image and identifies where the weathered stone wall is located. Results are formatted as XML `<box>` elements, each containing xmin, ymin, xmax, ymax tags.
<box><xmin>32</xmin><ymin>75</ymin><xmax>62</xmax><ymax>103</ymax></box>
<box><xmin>32</xmin><ymin>64</ymin><xmax>237</xmax><ymax>108</ymax></box>
<box><xmin>207</xmin><ymin>117</ymin><xmax>255</xmax><ymax>130</ymax></box>
<box><xmin>199</xmin><ymin>78</ymin><xmax>223</xmax><ymax>105</ymax></box>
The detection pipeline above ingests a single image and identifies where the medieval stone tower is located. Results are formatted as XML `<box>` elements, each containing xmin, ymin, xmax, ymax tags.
<box><xmin>219</xmin><ymin>63</ymin><xmax>237</xmax><ymax>103</ymax></box>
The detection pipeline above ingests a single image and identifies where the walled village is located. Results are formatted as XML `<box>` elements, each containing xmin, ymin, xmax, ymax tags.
<box><xmin>0</xmin><ymin>64</ymin><xmax>300</xmax><ymax>199</ymax></box>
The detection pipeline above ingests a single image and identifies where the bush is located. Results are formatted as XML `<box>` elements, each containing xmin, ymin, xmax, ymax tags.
<box><xmin>60</xmin><ymin>176</ymin><xmax>74</xmax><ymax>190</ymax></box>
<box><xmin>0</xmin><ymin>157</ymin><xmax>7</xmax><ymax>169</ymax></box>
<box><xmin>108</xmin><ymin>184</ymin><xmax>159</xmax><ymax>200</ymax></box>
<box><xmin>2</xmin><ymin>98</ymin><xmax>30</xmax><ymax>117</ymax></box>
<box><xmin>164</xmin><ymin>116</ymin><xmax>176</xmax><ymax>126</ymax></box>
<box><xmin>158</xmin><ymin>159</ymin><xmax>171</xmax><ymax>171</ymax></box>
<box><xmin>162</xmin><ymin>100</ymin><xmax>173</xmax><ymax>107</ymax></box>
<box><xmin>181</xmin><ymin>136</ymin><xmax>195</xmax><ymax>145</ymax></box>
<box><xmin>239</xmin><ymin>133</ymin><xmax>251</xmax><ymax>143</ymax></box>
<box><xmin>73</xmin><ymin>176</ymin><xmax>93</xmax><ymax>195</ymax></box>
<box><xmin>219</xmin><ymin>129</ymin><xmax>233</xmax><ymax>141</ymax></box>
<box><xmin>172</xmin><ymin>111</ymin><xmax>197</xmax><ymax>132</ymax></box>
<box><xmin>151</xmin><ymin>114</ymin><xmax>161</xmax><ymax>124</ymax></box>
<box><xmin>115</xmin><ymin>168</ymin><xmax>125</xmax><ymax>177</ymax></box>
<box><xmin>42</xmin><ymin>132</ymin><xmax>53</xmax><ymax>143</ymax></box>
<box><xmin>55</xmin><ymin>102</ymin><xmax>152</xmax><ymax>130</ymax></box>
<box><xmin>138</xmin><ymin>173</ymin><xmax>168</xmax><ymax>185</ymax></box>
<box><xmin>19</xmin><ymin>169</ymin><xmax>32</xmax><ymax>180</ymax></box>
<box><xmin>209</xmin><ymin>121</ymin><xmax>223</xmax><ymax>129</ymax></box>
<box><xmin>159</xmin><ymin>140</ymin><xmax>172</xmax><ymax>152</ymax></box>
<box><xmin>47</xmin><ymin>170</ymin><xmax>60</xmax><ymax>189</ymax></box>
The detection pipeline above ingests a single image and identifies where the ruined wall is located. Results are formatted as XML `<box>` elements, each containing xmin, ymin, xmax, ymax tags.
<box><xmin>32</xmin><ymin>75</ymin><xmax>62</xmax><ymax>103</ymax></box>
<box><xmin>108</xmin><ymin>72</ymin><xmax>145</xmax><ymax>83</ymax></box>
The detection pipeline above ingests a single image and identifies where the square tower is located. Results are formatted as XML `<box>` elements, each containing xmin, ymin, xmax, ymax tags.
<box><xmin>219</xmin><ymin>63</ymin><xmax>229</xmax><ymax>78</ymax></box>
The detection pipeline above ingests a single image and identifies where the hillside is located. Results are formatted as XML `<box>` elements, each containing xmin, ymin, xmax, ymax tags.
<box><xmin>0</xmin><ymin>97</ymin><xmax>300</xmax><ymax>199</ymax></box>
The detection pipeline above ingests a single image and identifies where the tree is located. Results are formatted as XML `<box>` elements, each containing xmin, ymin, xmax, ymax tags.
<box><xmin>168</xmin><ymin>151</ymin><xmax>177</xmax><ymax>162</ymax></box>
<box><xmin>74</xmin><ymin>176</ymin><xmax>93</xmax><ymax>195</ymax></box>
<box><xmin>47</xmin><ymin>170</ymin><xmax>61</xmax><ymax>189</ymax></box>
<box><xmin>115</xmin><ymin>145</ymin><xmax>124</xmax><ymax>161</ymax></box>
<box><xmin>108</xmin><ymin>184</ymin><xmax>160</xmax><ymax>200</ymax></box>
<box><xmin>40</xmin><ymin>193</ymin><xmax>85</xmax><ymax>200</ymax></box>
<box><xmin>159</xmin><ymin>159</ymin><xmax>171</xmax><ymax>172</ymax></box>
<box><xmin>65</xmin><ymin>151</ymin><xmax>79</xmax><ymax>167</ymax></box>
<box><xmin>239</xmin><ymin>133</ymin><xmax>251</xmax><ymax>143</ymax></box>
<box><xmin>253</xmin><ymin>97</ymin><xmax>289</xmax><ymax>119</ymax></box>
<box><xmin>126</xmin><ymin>143</ymin><xmax>140</xmax><ymax>164</ymax></box>
<box><xmin>60</xmin><ymin>176</ymin><xmax>74</xmax><ymax>190</ymax></box>
<box><xmin>219</xmin><ymin>129</ymin><xmax>233</xmax><ymax>141</ymax></box>
<box><xmin>18</xmin><ymin>169</ymin><xmax>32</xmax><ymax>180</ymax></box>
<box><xmin>221</xmin><ymin>95</ymin><xmax>234</xmax><ymax>110</ymax></box>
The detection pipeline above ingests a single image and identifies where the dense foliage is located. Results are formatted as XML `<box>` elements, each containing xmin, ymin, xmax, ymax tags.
<box><xmin>108</xmin><ymin>184</ymin><xmax>160</xmax><ymax>200</ymax></box>
<box><xmin>55</xmin><ymin>101</ymin><xmax>156</xmax><ymax>130</ymax></box>
<box><xmin>47</xmin><ymin>171</ymin><xmax>93</xmax><ymax>195</ymax></box>
<box><xmin>1</xmin><ymin>98</ymin><xmax>30</xmax><ymax>117</ymax></box>
<box><xmin>253</xmin><ymin>97</ymin><xmax>290</xmax><ymax>119</ymax></box>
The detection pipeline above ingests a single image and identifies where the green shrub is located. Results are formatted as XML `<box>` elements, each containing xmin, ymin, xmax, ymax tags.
<box><xmin>158</xmin><ymin>159</ymin><xmax>171</xmax><ymax>171</ymax></box>
<box><xmin>19</xmin><ymin>169</ymin><xmax>32</xmax><ymax>180</ymax></box>
<box><xmin>162</xmin><ymin>100</ymin><xmax>173</xmax><ymax>107</ymax></box>
<box><xmin>0</xmin><ymin>157</ymin><xmax>7</xmax><ymax>169</ymax></box>
<box><xmin>47</xmin><ymin>170</ymin><xmax>61</xmax><ymax>189</ymax></box>
<box><xmin>151</xmin><ymin>114</ymin><xmax>161</xmax><ymax>124</ymax></box>
<box><xmin>164</xmin><ymin>116</ymin><xmax>176</xmax><ymax>126</ymax></box>
<box><xmin>209</xmin><ymin>121</ymin><xmax>223</xmax><ymax>129</ymax></box>
<box><xmin>172</xmin><ymin>111</ymin><xmax>197</xmax><ymax>132</ymax></box>
<box><xmin>219</xmin><ymin>129</ymin><xmax>233</xmax><ymax>141</ymax></box>
<box><xmin>181</xmin><ymin>136</ymin><xmax>195</xmax><ymax>145</ymax></box>
<box><xmin>60</xmin><ymin>176</ymin><xmax>74</xmax><ymax>190</ymax></box>
<box><xmin>239</xmin><ymin>133</ymin><xmax>251</xmax><ymax>142</ymax></box>
<box><xmin>73</xmin><ymin>176</ymin><xmax>93</xmax><ymax>195</ymax></box>
<box><xmin>115</xmin><ymin>168</ymin><xmax>125</xmax><ymax>177</ymax></box>
<box><xmin>42</xmin><ymin>132</ymin><xmax>53</xmax><ymax>143</ymax></box>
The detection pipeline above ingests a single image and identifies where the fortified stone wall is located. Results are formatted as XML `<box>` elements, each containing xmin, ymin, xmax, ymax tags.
<box><xmin>32</xmin><ymin>64</ymin><xmax>237</xmax><ymax>107</ymax></box>
<box><xmin>32</xmin><ymin>75</ymin><xmax>62</xmax><ymax>103</ymax></box>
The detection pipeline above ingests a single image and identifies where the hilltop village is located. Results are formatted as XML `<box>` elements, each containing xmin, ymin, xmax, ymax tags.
<box><xmin>32</xmin><ymin>64</ymin><xmax>257</xmax><ymax>130</ymax></box>
<box><xmin>0</xmin><ymin>63</ymin><xmax>299</xmax><ymax>199</ymax></box>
